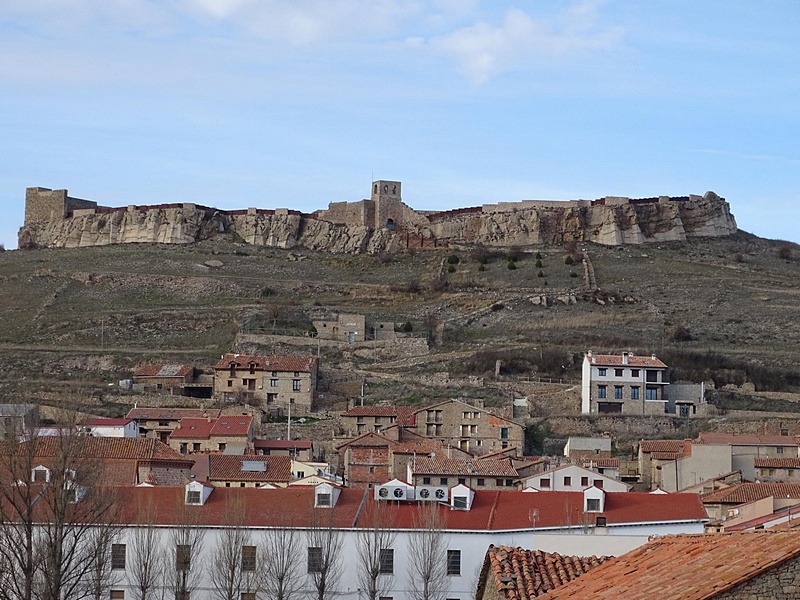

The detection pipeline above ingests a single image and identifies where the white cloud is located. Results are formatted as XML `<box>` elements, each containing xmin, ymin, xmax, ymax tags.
<box><xmin>427</xmin><ymin>0</ymin><xmax>623</xmax><ymax>85</ymax></box>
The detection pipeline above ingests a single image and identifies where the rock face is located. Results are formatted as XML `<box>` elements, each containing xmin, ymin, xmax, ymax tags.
<box><xmin>19</xmin><ymin>188</ymin><xmax>737</xmax><ymax>253</ymax></box>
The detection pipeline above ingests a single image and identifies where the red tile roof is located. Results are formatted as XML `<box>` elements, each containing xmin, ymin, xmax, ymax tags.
<box><xmin>754</xmin><ymin>458</ymin><xmax>800</xmax><ymax>469</ymax></box>
<box><xmin>126</xmin><ymin>408</ymin><xmax>221</xmax><ymax>421</ymax></box>
<box><xmin>586</xmin><ymin>353</ymin><xmax>667</xmax><ymax>368</ymax></box>
<box><xmin>133</xmin><ymin>364</ymin><xmax>194</xmax><ymax>378</ymax></box>
<box><xmin>343</xmin><ymin>405</ymin><xmax>399</xmax><ymax>417</ymax></box>
<box><xmin>170</xmin><ymin>417</ymin><xmax>215</xmax><ymax>439</ymax></box>
<box><xmin>85</xmin><ymin>418</ymin><xmax>133</xmax><ymax>427</ymax></box>
<box><xmin>697</xmin><ymin>432</ymin><xmax>800</xmax><ymax>446</ymax></box>
<box><xmin>537</xmin><ymin>532</ymin><xmax>800</xmax><ymax>600</ymax></box>
<box><xmin>214</xmin><ymin>353</ymin><xmax>316</xmax><ymax>373</ymax></box>
<box><xmin>478</xmin><ymin>545</ymin><xmax>610</xmax><ymax>599</ymax></box>
<box><xmin>639</xmin><ymin>439</ymin><xmax>689</xmax><ymax>458</ymax></box>
<box><xmin>580</xmin><ymin>458</ymin><xmax>620</xmax><ymax>468</ymax></box>
<box><xmin>702</xmin><ymin>482</ymin><xmax>800</xmax><ymax>504</ymax></box>
<box><xmin>412</xmin><ymin>457</ymin><xmax>518</xmax><ymax>477</ymax></box>
<box><xmin>25</xmin><ymin>436</ymin><xmax>192</xmax><ymax>463</ymax></box>
<box><xmin>210</xmin><ymin>416</ymin><xmax>253</xmax><ymax>437</ymax></box>
<box><xmin>208</xmin><ymin>455</ymin><xmax>292</xmax><ymax>483</ymax></box>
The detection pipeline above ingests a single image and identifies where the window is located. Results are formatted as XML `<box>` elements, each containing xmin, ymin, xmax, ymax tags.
<box><xmin>563</xmin><ymin>476</ymin><xmax>572</xmax><ymax>486</ymax></box>
<box><xmin>422</xmin><ymin>477</ymin><xmax>431</xmax><ymax>485</ymax></box>
<box><xmin>540</xmin><ymin>478</ymin><xmax>550</xmax><ymax>489</ymax></box>
<box><xmin>477</xmin><ymin>478</ymin><xmax>485</xmax><ymax>486</ymax></box>
<box><xmin>586</xmin><ymin>498</ymin><xmax>601</xmax><ymax>511</ymax></box>
<box><xmin>505</xmin><ymin>479</ymin><xmax>513</xmax><ymax>487</ymax></box>
<box><xmin>242</xmin><ymin>546</ymin><xmax>256</xmax><ymax>572</ymax></box>
<box><xmin>316</xmin><ymin>493</ymin><xmax>331</xmax><ymax>507</ymax></box>
<box><xmin>308</xmin><ymin>547</ymin><xmax>323</xmax><ymax>573</ymax></box>
<box><xmin>447</xmin><ymin>550</ymin><xmax>461</xmax><ymax>575</ymax></box>
<box><xmin>192</xmin><ymin>443</ymin><xmax>200</xmax><ymax>452</ymax></box>
<box><xmin>594</xmin><ymin>479</ymin><xmax>603</xmax><ymax>489</ymax></box>
<box><xmin>614</xmin><ymin>368</ymin><xmax>623</xmax><ymax>377</ymax></box>
<box><xmin>614</xmin><ymin>386</ymin><xmax>623</xmax><ymax>399</ymax></box>
<box><xmin>439</xmin><ymin>477</ymin><xmax>448</xmax><ymax>486</ymax></box>
<box><xmin>597</xmin><ymin>385</ymin><xmax>607</xmax><ymax>399</ymax></box>
<box><xmin>631</xmin><ymin>386</ymin><xmax>640</xmax><ymax>400</ymax></box>
<box><xmin>186</xmin><ymin>490</ymin><xmax>201</xmax><ymax>504</ymax></box>
<box><xmin>33</xmin><ymin>468</ymin><xmax>48</xmax><ymax>483</ymax></box>
<box><xmin>111</xmin><ymin>544</ymin><xmax>126</xmax><ymax>569</ymax></box>
<box><xmin>227</xmin><ymin>380</ymin><xmax>233</xmax><ymax>387</ymax></box>
<box><xmin>458</xmin><ymin>478</ymin><xmax>466</xmax><ymax>485</ymax></box>
<box><xmin>598</xmin><ymin>368</ymin><xmax>607</xmax><ymax>376</ymax></box>
<box><xmin>176</xmin><ymin>545</ymin><xmax>191</xmax><ymax>571</ymax></box>
<box><xmin>645</xmin><ymin>387</ymin><xmax>658</xmax><ymax>400</ymax></box>
<box><xmin>631</xmin><ymin>369</ymin><xmax>639</xmax><ymax>377</ymax></box>
<box><xmin>379</xmin><ymin>549</ymin><xmax>394</xmax><ymax>574</ymax></box>
<box><xmin>293</xmin><ymin>379</ymin><xmax>301</xmax><ymax>391</ymax></box>
<box><xmin>581</xmin><ymin>477</ymin><xmax>589</xmax><ymax>486</ymax></box>
<box><xmin>453</xmin><ymin>496</ymin><xmax>468</xmax><ymax>509</ymax></box>
<box><xmin>500</xmin><ymin>427</ymin><xmax>509</xmax><ymax>439</ymax></box>
<box><xmin>646</xmin><ymin>370</ymin><xmax>659</xmax><ymax>382</ymax></box>
<box><xmin>778</xmin><ymin>446</ymin><xmax>785</xmax><ymax>454</ymax></box>
<box><xmin>596</xmin><ymin>516</ymin><xmax>607</xmax><ymax>527</ymax></box>
<box><xmin>270</xmin><ymin>379</ymin><xmax>278</xmax><ymax>387</ymax></box>
<box><xmin>110</xmin><ymin>591</ymin><xmax>125</xmax><ymax>600</ymax></box>
<box><xmin>219</xmin><ymin>443</ymin><xmax>226</xmax><ymax>452</ymax></box>
<box><xmin>294</xmin><ymin>371</ymin><xmax>300</xmax><ymax>377</ymax></box>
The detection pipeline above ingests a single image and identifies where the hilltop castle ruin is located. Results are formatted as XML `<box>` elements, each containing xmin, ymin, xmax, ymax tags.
<box><xmin>19</xmin><ymin>180</ymin><xmax>737</xmax><ymax>252</ymax></box>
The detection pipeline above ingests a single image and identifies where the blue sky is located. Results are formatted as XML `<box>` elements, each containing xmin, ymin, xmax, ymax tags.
<box><xmin>1</xmin><ymin>0</ymin><xmax>798</xmax><ymax>249</ymax></box>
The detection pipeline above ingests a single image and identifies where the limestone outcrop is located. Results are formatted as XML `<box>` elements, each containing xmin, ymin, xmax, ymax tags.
<box><xmin>18</xmin><ymin>186</ymin><xmax>737</xmax><ymax>253</ymax></box>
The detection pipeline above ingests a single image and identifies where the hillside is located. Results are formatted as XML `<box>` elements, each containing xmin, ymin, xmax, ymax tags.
<box><xmin>1</xmin><ymin>231</ymin><xmax>799</xmax><ymax>451</ymax></box>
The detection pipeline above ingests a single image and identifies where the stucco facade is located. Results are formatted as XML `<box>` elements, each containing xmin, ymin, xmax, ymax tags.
<box><xmin>582</xmin><ymin>351</ymin><xmax>669</xmax><ymax>415</ymax></box>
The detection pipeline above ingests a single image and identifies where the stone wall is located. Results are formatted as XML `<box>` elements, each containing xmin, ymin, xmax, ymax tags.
<box><xmin>19</xmin><ymin>184</ymin><xmax>738</xmax><ymax>252</ymax></box>
<box><xmin>714</xmin><ymin>555</ymin><xmax>800</xmax><ymax>599</ymax></box>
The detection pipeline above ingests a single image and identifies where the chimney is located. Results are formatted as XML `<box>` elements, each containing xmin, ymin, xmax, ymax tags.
<box><xmin>622</xmin><ymin>352</ymin><xmax>629</xmax><ymax>365</ymax></box>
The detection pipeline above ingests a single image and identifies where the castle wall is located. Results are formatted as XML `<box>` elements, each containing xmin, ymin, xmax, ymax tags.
<box><xmin>24</xmin><ymin>187</ymin><xmax>99</xmax><ymax>226</ymax></box>
<box><xmin>317</xmin><ymin>200</ymin><xmax>373</xmax><ymax>228</ymax></box>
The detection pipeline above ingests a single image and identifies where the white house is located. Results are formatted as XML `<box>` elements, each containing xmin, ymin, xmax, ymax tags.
<box><xmin>522</xmin><ymin>464</ymin><xmax>629</xmax><ymax>492</ymax></box>
<box><xmin>581</xmin><ymin>351</ymin><xmax>669</xmax><ymax>415</ymax></box>
<box><xmin>88</xmin><ymin>479</ymin><xmax>706</xmax><ymax>600</ymax></box>
<box><xmin>85</xmin><ymin>418</ymin><xmax>140</xmax><ymax>438</ymax></box>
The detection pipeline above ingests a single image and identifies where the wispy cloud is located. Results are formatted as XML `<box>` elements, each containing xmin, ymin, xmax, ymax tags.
<box><xmin>425</xmin><ymin>0</ymin><xmax>623</xmax><ymax>85</ymax></box>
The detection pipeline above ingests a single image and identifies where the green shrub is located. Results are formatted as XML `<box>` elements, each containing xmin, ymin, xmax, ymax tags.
<box><xmin>478</xmin><ymin>264</ymin><xmax>486</xmax><ymax>272</ymax></box>
<box><xmin>507</xmin><ymin>261</ymin><xmax>517</xmax><ymax>270</ymax></box>
<box><xmin>565</xmin><ymin>255</ymin><xmax>574</xmax><ymax>265</ymax></box>
<box><xmin>535</xmin><ymin>259</ymin><xmax>543</xmax><ymax>268</ymax></box>
<box><xmin>447</xmin><ymin>254</ymin><xmax>460</xmax><ymax>265</ymax></box>
<box><xmin>537</xmin><ymin>270</ymin><xmax>544</xmax><ymax>277</ymax></box>
<box><xmin>535</xmin><ymin>252</ymin><xmax>542</xmax><ymax>259</ymax></box>
<box><xmin>447</xmin><ymin>264</ymin><xmax>456</xmax><ymax>273</ymax></box>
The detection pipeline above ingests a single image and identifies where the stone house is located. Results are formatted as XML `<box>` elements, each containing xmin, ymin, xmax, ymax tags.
<box><xmin>563</xmin><ymin>436</ymin><xmax>612</xmax><ymax>459</ymax></box>
<box><xmin>167</xmin><ymin>415</ymin><xmax>254</xmax><ymax>454</ymax></box>
<box><xmin>126</xmin><ymin>407</ymin><xmax>221</xmax><ymax>443</ymax></box>
<box><xmin>535</xmin><ymin>531</ymin><xmax>800</xmax><ymax>600</ymax></box>
<box><xmin>338</xmin><ymin>405</ymin><xmax>416</xmax><ymax>436</ymax></box>
<box><xmin>755</xmin><ymin>458</ymin><xmax>800</xmax><ymax>482</ymax></box>
<box><xmin>132</xmin><ymin>363</ymin><xmax>197</xmax><ymax>394</ymax></box>
<box><xmin>313</xmin><ymin>313</ymin><xmax>366</xmax><ymax>342</ymax></box>
<box><xmin>581</xmin><ymin>351</ymin><xmax>669</xmax><ymax>415</ymax></box>
<box><xmin>700</xmin><ymin>482</ymin><xmax>800</xmax><ymax>522</ymax></box>
<box><xmin>253</xmin><ymin>439</ymin><xmax>313</xmax><ymax>462</ymax></box>
<box><xmin>198</xmin><ymin>454</ymin><xmax>292</xmax><ymax>488</ymax></box>
<box><xmin>696</xmin><ymin>432</ymin><xmax>800</xmax><ymax>481</ymax></box>
<box><xmin>405</xmin><ymin>399</ymin><xmax>525</xmax><ymax>455</ymax></box>
<box><xmin>213</xmin><ymin>353</ymin><xmax>317</xmax><ymax>414</ymax></box>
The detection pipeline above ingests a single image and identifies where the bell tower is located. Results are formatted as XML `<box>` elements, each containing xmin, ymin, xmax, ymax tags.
<box><xmin>371</xmin><ymin>180</ymin><xmax>402</xmax><ymax>230</ymax></box>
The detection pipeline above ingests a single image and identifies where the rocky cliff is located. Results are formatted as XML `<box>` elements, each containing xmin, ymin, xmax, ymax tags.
<box><xmin>18</xmin><ymin>191</ymin><xmax>737</xmax><ymax>252</ymax></box>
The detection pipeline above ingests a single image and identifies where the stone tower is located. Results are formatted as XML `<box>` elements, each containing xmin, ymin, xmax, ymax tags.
<box><xmin>371</xmin><ymin>180</ymin><xmax>402</xmax><ymax>230</ymax></box>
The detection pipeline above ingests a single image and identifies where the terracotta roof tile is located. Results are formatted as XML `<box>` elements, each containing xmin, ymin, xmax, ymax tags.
<box><xmin>411</xmin><ymin>457</ymin><xmax>518</xmax><ymax>477</ymax></box>
<box><xmin>480</xmin><ymin>545</ymin><xmax>611</xmax><ymax>599</ymax></box>
<box><xmin>586</xmin><ymin>353</ymin><xmax>667</xmax><ymax>368</ymax></box>
<box><xmin>170</xmin><ymin>418</ymin><xmax>215</xmax><ymax>439</ymax></box>
<box><xmin>208</xmin><ymin>455</ymin><xmax>291</xmax><ymax>483</ymax></box>
<box><xmin>580</xmin><ymin>458</ymin><xmax>620</xmax><ymax>468</ymax></box>
<box><xmin>209</xmin><ymin>416</ymin><xmax>253</xmax><ymax>437</ymax></box>
<box><xmin>254</xmin><ymin>439</ymin><xmax>312</xmax><ymax>450</ymax></box>
<box><xmin>133</xmin><ymin>364</ymin><xmax>194</xmax><ymax>378</ymax></box>
<box><xmin>214</xmin><ymin>353</ymin><xmax>316</xmax><ymax>373</ymax></box>
<box><xmin>538</xmin><ymin>532</ymin><xmax>800</xmax><ymax>600</ymax></box>
<box><xmin>639</xmin><ymin>439</ymin><xmax>688</xmax><ymax>455</ymax></box>
<box><xmin>702</xmin><ymin>482</ymin><xmax>800</xmax><ymax>504</ymax></box>
<box><xmin>754</xmin><ymin>457</ymin><xmax>800</xmax><ymax>469</ymax></box>
<box><xmin>26</xmin><ymin>436</ymin><xmax>192</xmax><ymax>463</ymax></box>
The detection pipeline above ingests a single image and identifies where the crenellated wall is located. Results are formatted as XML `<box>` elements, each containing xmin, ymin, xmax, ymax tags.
<box><xmin>18</xmin><ymin>184</ymin><xmax>737</xmax><ymax>253</ymax></box>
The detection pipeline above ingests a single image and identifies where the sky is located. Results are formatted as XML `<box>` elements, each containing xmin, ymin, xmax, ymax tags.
<box><xmin>1</xmin><ymin>0</ymin><xmax>799</xmax><ymax>250</ymax></box>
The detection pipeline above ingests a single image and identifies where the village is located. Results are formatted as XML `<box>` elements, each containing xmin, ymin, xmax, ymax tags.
<box><xmin>4</xmin><ymin>320</ymin><xmax>800</xmax><ymax>600</ymax></box>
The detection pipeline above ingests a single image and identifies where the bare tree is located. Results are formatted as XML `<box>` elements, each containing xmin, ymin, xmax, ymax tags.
<box><xmin>79</xmin><ymin>525</ymin><xmax>122</xmax><ymax>600</ymax></box>
<box><xmin>168</xmin><ymin>502</ymin><xmax>206</xmax><ymax>600</ymax></box>
<box><xmin>406</xmin><ymin>502</ymin><xmax>449</xmax><ymax>600</ymax></box>
<box><xmin>356</xmin><ymin>500</ymin><xmax>397</xmax><ymax>600</ymax></box>
<box><xmin>209</xmin><ymin>497</ymin><xmax>262</xmax><ymax>600</ymax></box>
<box><xmin>261</xmin><ymin>523</ymin><xmax>303</xmax><ymax>600</ymax></box>
<box><xmin>305</xmin><ymin>503</ymin><xmax>344</xmax><ymax>600</ymax></box>
<box><xmin>0</xmin><ymin>413</ymin><xmax>120</xmax><ymax>600</ymax></box>
<box><xmin>127</xmin><ymin>497</ymin><xmax>167</xmax><ymax>600</ymax></box>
